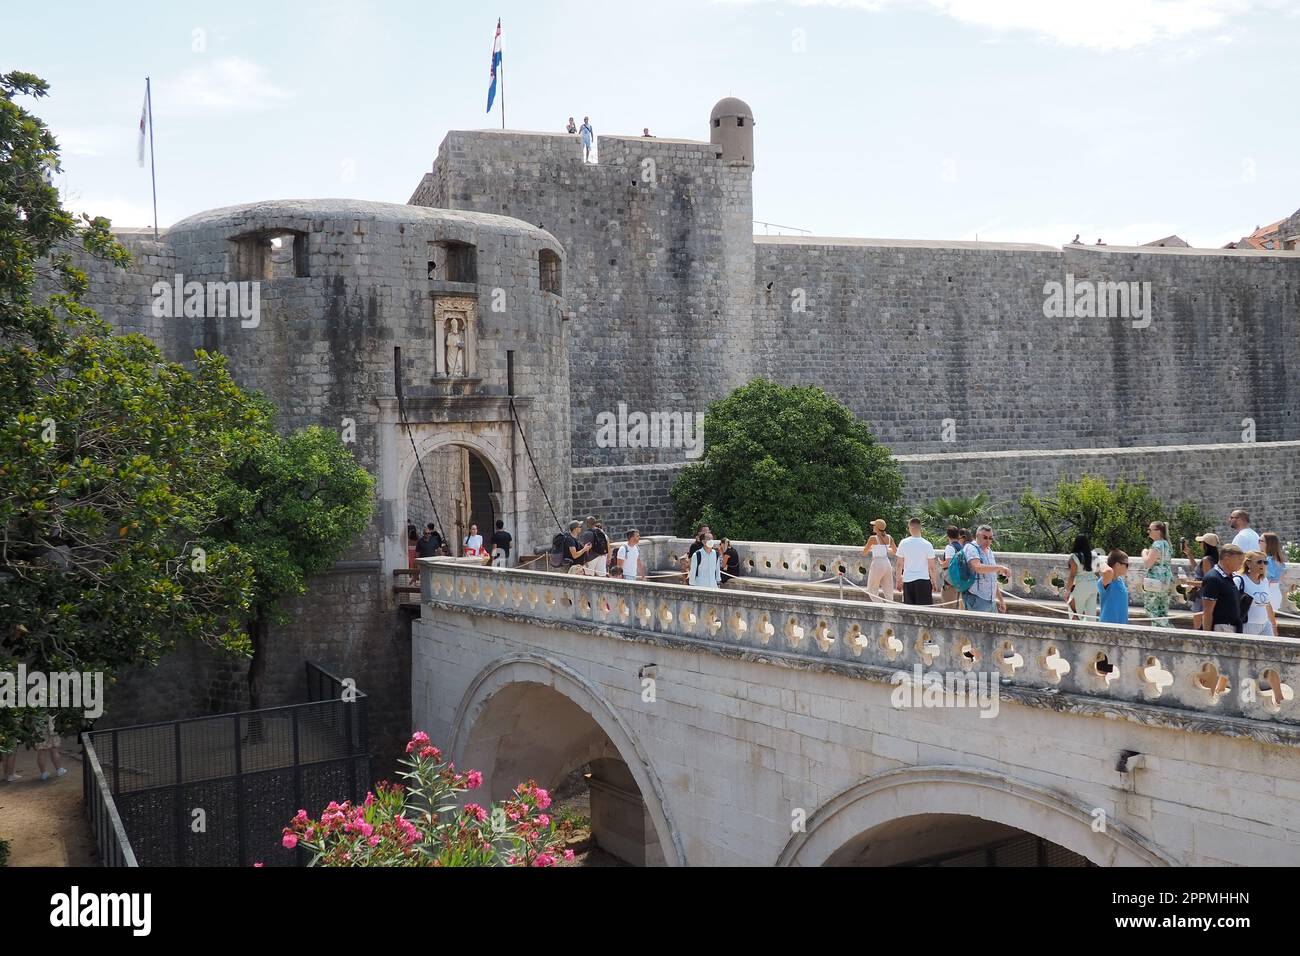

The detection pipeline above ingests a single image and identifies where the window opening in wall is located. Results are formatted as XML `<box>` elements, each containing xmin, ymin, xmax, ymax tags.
<box><xmin>428</xmin><ymin>241</ymin><xmax>478</xmax><ymax>283</ymax></box>
<box><xmin>539</xmin><ymin>249</ymin><xmax>562</xmax><ymax>296</ymax></box>
<box><xmin>230</xmin><ymin>230</ymin><xmax>308</xmax><ymax>281</ymax></box>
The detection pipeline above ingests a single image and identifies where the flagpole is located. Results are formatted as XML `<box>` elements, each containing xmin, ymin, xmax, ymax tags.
<box><xmin>499</xmin><ymin>20</ymin><xmax>505</xmax><ymax>130</ymax></box>
<box><xmin>146</xmin><ymin>76</ymin><xmax>158</xmax><ymax>238</ymax></box>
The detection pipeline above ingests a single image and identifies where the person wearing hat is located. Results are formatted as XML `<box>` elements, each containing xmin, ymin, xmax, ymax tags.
<box><xmin>1181</xmin><ymin>532</ymin><xmax>1220</xmax><ymax>630</ymax></box>
<box><xmin>861</xmin><ymin>519</ymin><xmax>897</xmax><ymax>602</ymax></box>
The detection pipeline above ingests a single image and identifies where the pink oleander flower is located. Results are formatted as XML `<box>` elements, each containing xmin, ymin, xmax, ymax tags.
<box><xmin>368</xmin><ymin>835</ymin><xmax>381</xmax><ymax>847</ymax></box>
<box><xmin>537</xmin><ymin>814</ymin><xmax>550</xmax><ymax>827</ymax></box>
<box><xmin>466</xmin><ymin>770</ymin><xmax>483</xmax><ymax>790</ymax></box>
<box><xmin>282</xmin><ymin>833</ymin><xmax>298</xmax><ymax>850</ymax></box>
<box><xmin>533</xmin><ymin>853</ymin><xmax>556</xmax><ymax>867</ymax></box>
<box><xmin>564</xmin><ymin>849</ymin><xmax>575</xmax><ymax>861</ymax></box>
<box><xmin>254</xmin><ymin>862</ymin><xmax>265</xmax><ymax>868</ymax></box>
<box><xmin>507</xmin><ymin>855</ymin><xmax>518</xmax><ymax>865</ymax></box>
<box><xmin>464</xmin><ymin>803</ymin><xmax>488</xmax><ymax>822</ymax></box>
<box><xmin>293</xmin><ymin>809</ymin><xmax>308</xmax><ymax>824</ymax></box>
<box><xmin>534</xmin><ymin>788</ymin><xmax>552</xmax><ymax>810</ymax></box>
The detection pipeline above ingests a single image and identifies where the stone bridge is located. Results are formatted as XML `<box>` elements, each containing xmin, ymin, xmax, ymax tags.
<box><xmin>411</xmin><ymin>540</ymin><xmax>1300</xmax><ymax>866</ymax></box>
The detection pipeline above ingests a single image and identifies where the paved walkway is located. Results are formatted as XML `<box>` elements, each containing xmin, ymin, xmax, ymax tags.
<box><xmin>0</xmin><ymin>738</ymin><xmax>95</xmax><ymax>866</ymax></box>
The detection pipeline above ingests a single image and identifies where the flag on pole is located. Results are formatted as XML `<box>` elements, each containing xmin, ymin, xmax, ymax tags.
<box><xmin>485</xmin><ymin>19</ymin><xmax>502</xmax><ymax>113</ymax></box>
<box><xmin>137</xmin><ymin>85</ymin><xmax>148</xmax><ymax>167</ymax></box>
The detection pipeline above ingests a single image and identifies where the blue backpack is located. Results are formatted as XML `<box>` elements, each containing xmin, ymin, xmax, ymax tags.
<box><xmin>947</xmin><ymin>543</ymin><xmax>978</xmax><ymax>593</ymax></box>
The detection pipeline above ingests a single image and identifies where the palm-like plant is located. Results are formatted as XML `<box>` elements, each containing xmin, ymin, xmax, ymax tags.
<box><xmin>918</xmin><ymin>493</ymin><xmax>997</xmax><ymax>535</ymax></box>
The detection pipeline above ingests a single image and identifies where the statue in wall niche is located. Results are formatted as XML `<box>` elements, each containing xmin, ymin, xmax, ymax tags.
<box><xmin>445</xmin><ymin>316</ymin><xmax>465</xmax><ymax>377</ymax></box>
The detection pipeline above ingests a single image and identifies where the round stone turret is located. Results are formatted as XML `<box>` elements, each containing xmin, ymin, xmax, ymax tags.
<box><xmin>709</xmin><ymin>97</ymin><xmax>754</xmax><ymax>166</ymax></box>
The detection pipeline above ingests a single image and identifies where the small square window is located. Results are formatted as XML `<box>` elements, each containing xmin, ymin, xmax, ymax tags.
<box><xmin>737</xmin><ymin>117</ymin><xmax>745</xmax><ymax>127</ymax></box>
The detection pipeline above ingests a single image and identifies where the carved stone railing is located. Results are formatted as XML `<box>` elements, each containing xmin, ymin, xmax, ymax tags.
<box><xmin>631</xmin><ymin>536</ymin><xmax>1300</xmax><ymax>612</ymax></box>
<box><xmin>420</xmin><ymin>557</ymin><xmax>1300</xmax><ymax>739</ymax></box>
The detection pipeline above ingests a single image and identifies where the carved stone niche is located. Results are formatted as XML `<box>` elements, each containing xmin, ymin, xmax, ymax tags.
<box><xmin>433</xmin><ymin>295</ymin><xmax>477</xmax><ymax>379</ymax></box>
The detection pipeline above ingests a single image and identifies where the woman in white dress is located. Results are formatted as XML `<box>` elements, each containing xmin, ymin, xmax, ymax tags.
<box><xmin>463</xmin><ymin>523</ymin><xmax>484</xmax><ymax>556</ymax></box>
<box><xmin>861</xmin><ymin>519</ymin><xmax>896</xmax><ymax>602</ymax></box>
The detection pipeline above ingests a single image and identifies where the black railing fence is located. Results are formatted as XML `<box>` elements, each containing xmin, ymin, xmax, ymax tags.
<box><xmin>83</xmin><ymin>661</ymin><xmax>370</xmax><ymax>867</ymax></box>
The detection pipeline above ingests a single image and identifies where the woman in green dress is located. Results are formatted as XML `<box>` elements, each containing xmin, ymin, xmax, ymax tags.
<box><xmin>1141</xmin><ymin>521</ymin><xmax>1175</xmax><ymax>627</ymax></box>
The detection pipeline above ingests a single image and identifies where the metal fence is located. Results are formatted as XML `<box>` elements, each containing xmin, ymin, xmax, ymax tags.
<box><xmin>82</xmin><ymin>734</ymin><xmax>139</xmax><ymax>867</ymax></box>
<box><xmin>83</xmin><ymin>661</ymin><xmax>370</xmax><ymax>867</ymax></box>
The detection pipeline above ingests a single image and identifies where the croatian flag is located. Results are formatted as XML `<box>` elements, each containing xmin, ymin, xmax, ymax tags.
<box><xmin>485</xmin><ymin>19</ymin><xmax>502</xmax><ymax>113</ymax></box>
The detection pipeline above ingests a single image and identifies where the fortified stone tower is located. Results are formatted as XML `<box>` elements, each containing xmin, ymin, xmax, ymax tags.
<box><xmin>709</xmin><ymin>96</ymin><xmax>755</xmax><ymax>166</ymax></box>
<box><xmin>410</xmin><ymin>100</ymin><xmax>760</xmax><ymax>534</ymax></box>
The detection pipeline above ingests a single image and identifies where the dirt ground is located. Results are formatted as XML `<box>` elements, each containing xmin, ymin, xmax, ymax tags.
<box><xmin>552</xmin><ymin>766</ymin><xmax>628</xmax><ymax>868</ymax></box>
<box><xmin>0</xmin><ymin>738</ymin><xmax>96</xmax><ymax>867</ymax></box>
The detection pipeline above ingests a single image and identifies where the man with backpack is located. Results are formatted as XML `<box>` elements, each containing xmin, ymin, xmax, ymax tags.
<box><xmin>550</xmin><ymin>521</ymin><xmax>590</xmax><ymax>573</ymax></box>
<box><xmin>579</xmin><ymin>515</ymin><xmax>610</xmax><ymax>577</ymax></box>
<box><xmin>954</xmin><ymin>525</ymin><xmax>1011</xmax><ymax>613</ymax></box>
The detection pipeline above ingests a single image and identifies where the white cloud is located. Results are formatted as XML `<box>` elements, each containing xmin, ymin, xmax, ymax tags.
<box><xmin>724</xmin><ymin>0</ymin><xmax>1296</xmax><ymax>51</ymax></box>
<box><xmin>65</xmin><ymin>197</ymin><xmax>158</xmax><ymax>230</ymax></box>
<box><xmin>167</xmin><ymin>57</ymin><xmax>295</xmax><ymax>115</ymax></box>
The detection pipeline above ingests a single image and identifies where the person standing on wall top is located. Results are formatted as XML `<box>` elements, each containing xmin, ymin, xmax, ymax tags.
<box><xmin>896</xmin><ymin>517</ymin><xmax>937</xmax><ymax>606</ymax></box>
<box><xmin>491</xmin><ymin>519</ymin><xmax>512</xmax><ymax>567</ymax></box>
<box><xmin>580</xmin><ymin>116</ymin><xmax>594</xmax><ymax>162</ymax></box>
<box><xmin>566</xmin><ymin>116</ymin><xmax>577</xmax><ymax>134</ymax></box>
<box><xmin>1140</xmin><ymin>521</ymin><xmax>1175</xmax><ymax>627</ymax></box>
<box><xmin>1097</xmin><ymin>551</ymin><xmax>1131</xmax><ymax>624</ymax></box>
<box><xmin>1229</xmin><ymin>509</ymin><xmax>1260</xmax><ymax>553</ymax></box>
<box><xmin>963</xmin><ymin>525</ymin><xmax>1009</xmax><ymax>614</ymax></box>
<box><xmin>862</xmin><ymin>519</ymin><xmax>896</xmax><ymax>602</ymax></box>
<box><xmin>1200</xmin><ymin>543</ymin><xmax>1246</xmax><ymax>633</ymax></box>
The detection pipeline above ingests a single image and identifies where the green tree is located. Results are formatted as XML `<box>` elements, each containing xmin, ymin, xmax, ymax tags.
<box><xmin>1011</xmin><ymin>475</ymin><xmax>1208</xmax><ymax>555</ymax></box>
<box><xmin>211</xmin><ymin>426</ymin><xmax>374</xmax><ymax>709</ymax></box>
<box><xmin>670</xmin><ymin>379</ymin><xmax>904</xmax><ymax>545</ymax></box>
<box><xmin>1</xmin><ymin>73</ymin><xmax>266</xmax><ymax>745</ymax></box>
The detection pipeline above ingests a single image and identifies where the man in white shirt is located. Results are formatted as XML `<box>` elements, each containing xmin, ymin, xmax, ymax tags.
<box><xmin>1229</xmin><ymin>509</ymin><xmax>1260</xmax><ymax>553</ymax></box>
<box><xmin>895</xmin><ymin>517</ymin><xmax>938</xmax><ymax>605</ymax></box>
<box><xmin>617</xmin><ymin>529</ymin><xmax>644</xmax><ymax>581</ymax></box>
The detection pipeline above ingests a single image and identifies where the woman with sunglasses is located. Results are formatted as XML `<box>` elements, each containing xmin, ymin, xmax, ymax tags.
<box><xmin>1242</xmin><ymin>550</ymin><xmax>1280</xmax><ymax>636</ymax></box>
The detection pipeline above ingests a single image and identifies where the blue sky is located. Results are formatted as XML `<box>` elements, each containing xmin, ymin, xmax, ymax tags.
<box><xmin>6</xmin><ymin>0</ymin><xmax>1299</xmax><ymax>246</ymax></box>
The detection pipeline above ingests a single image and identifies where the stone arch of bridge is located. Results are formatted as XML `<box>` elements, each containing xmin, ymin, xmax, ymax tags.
<box><xmin>777</xmin><ymin>764</ymin><xmax>1176</xmax><ymax>867</ymax></box>
<box><xmin>449</xmin><ymin>652</ymin><xmax>686</xmax><ymax>866</ymax></box>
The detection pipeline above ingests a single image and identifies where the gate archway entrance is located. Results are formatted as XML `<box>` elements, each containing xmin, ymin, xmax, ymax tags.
<box><xmin>404</xmin><ymin>444</ymin><xmax>502</xmax><ymax>555</ymax></box>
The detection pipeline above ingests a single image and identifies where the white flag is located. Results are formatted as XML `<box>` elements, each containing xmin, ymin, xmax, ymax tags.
<box><xmin>137</xmin><ymin>85</ymin><xmax>148</xmax><ymax>167</ymax></box>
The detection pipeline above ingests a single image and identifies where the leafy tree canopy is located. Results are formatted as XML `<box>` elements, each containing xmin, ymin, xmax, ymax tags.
<box><xmin>671</xmin><ymin>378</ymin><xmax>904</xmax><ymax>545</ymax></box>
